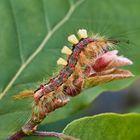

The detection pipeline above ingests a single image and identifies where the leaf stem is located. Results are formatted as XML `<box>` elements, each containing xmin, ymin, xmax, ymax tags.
<box><xmin>33</xmin><ymin>131</ymin><xmax>63</xmax><ymax>137</ymax></box>
<box><xmin>32</xmin><ymin>131</ymin><xmax>80</xmax><ymax>140</ymax></box>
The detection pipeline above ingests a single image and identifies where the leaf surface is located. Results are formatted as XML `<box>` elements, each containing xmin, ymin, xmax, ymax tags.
<box><xmin>63</xmin><ymin>113</ymin><xmax>140</xmax><ymax>140</ymax></box>
<box><xmin>0</xmin><ymin>0</ymin><xmax>140</xmax><ymax>139</ymax></box>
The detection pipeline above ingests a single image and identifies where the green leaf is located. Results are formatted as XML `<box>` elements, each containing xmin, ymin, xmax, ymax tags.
<box><xmin>129</xmin><ymin>105</ymin><xmax>140</xmax><ymax>113</ymax></box>
<box><xmin>63</xmin><ymin>113</ymin><xmax>140</xmax><ymax>140</ymax></box>
<box><xmin>0</xmin><ymin>0</ymin><xmax>140</xmax><ymax>139</ymax></box>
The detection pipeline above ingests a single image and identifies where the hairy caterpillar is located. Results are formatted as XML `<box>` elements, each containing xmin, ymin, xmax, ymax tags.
<box><xmin>20</xmin><ymin>29</ymin><xmax>133</xmax><ymax>135</ymax></box>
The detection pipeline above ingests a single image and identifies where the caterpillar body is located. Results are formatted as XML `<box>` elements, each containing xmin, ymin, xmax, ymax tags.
<box><xmin>22</xmin><ymin>29</ymin><xmax>133</xmax><ymax>134</ymax></box>
<box><xmin>34</xmin><ymin>37</ymin><xmax>94</xmax><ymax>100</ymax></box>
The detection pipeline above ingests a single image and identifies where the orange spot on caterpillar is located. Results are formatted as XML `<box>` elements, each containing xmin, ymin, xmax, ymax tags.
<box><xmin>13</xmin><ymin>90</ymin><xmax>34</xmax><ymax>100</ymax></box>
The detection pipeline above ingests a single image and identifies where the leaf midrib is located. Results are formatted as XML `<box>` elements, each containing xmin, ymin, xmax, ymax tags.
<box><xmin>0</xmin><ymin>0</ymin><xmax>85</xmax><ymax>100</ymax></box>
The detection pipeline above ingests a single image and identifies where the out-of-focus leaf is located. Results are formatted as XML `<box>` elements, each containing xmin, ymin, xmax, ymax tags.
<box><xmin>0</xmin><ymin>0</ymin><xmax>140</xmax><ymax>139</ymax></box>
<box><xmin>63</xmin><ymin>113</ymin><xmax>140</xmax><ymax>140</ymax></box>
<box><xmin>129</xmin><ymin>105</ymin><xmax>140</xmax><ymax>113</ymax></box>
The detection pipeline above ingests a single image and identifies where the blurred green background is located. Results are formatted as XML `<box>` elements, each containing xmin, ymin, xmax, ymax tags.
<box><xmin>0</xmin><ymin>0</ymin><xmax>140</xmax><ymax>139</ymax></box>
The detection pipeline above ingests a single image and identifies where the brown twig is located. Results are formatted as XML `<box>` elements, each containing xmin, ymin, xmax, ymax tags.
<box><xmin>7</xmin><ymin>130</ymin><xmax>79</xmax><ymax>140</ymax></box>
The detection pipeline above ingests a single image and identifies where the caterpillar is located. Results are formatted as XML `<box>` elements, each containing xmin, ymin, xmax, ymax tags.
<box><xmin>21</xmin><ymin>29</ymin><xmax>133</xmax><ymax>134</ymax></box>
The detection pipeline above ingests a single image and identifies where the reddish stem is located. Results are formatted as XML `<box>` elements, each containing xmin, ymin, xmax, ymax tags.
<box><xmin>7</xmin><ymin>130</ymin><xmax>26</xmax><ymax>140</ymax></box>
<box><xmin>7</xmin><ymin>130</ymin><xmax>79</xmax><ymax>140</ymax></box>
<box><xmin>32</xmin><ymin>131</ymin><xmax>64</xmax><ymax>137</ymax></box>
